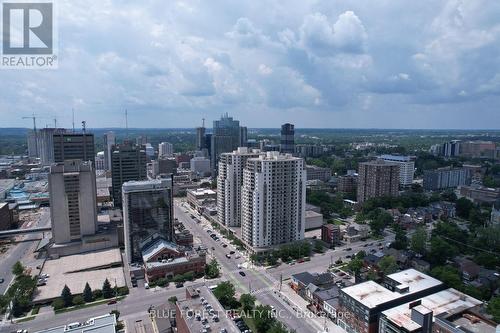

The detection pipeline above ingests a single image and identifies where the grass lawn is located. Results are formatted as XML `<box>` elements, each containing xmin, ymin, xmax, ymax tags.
<box><xmin>242</xmin><ymin>316</ymin><xmax>259</xmax><ymax>333</ymax></box>
<box><xmin>15</xmin><ymin>315</ymin><xmax>36</xmax><ymax>323</ymax></box>
<box><xmin>55</xmin><ymin>296</ymin><xmax>125</xmax><ymax>314</ymax></box>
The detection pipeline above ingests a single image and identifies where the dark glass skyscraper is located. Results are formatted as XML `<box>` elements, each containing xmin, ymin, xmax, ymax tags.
<box><xmin>53</xmin><ymin>132</ymin><xmax>95</xmax><ymax>165</ymax></box>
<box><xmin>122</xmin><ymin>178</ymin><xmax>173</xmax><ymax>263</ymax></box>
<box><xmin>280</xmin><ymin>123</ymin><xmax>295</xmax><ymax>154</ymax></box>
<box><xmin>111</xmin><ymin>142</ymin><xmax>147</xmax><ymax>207</ymax></box>
<box><xmin>210</xmin><ymin>113</ymin><xmax>242</xmax><ymax>171</ymax></box>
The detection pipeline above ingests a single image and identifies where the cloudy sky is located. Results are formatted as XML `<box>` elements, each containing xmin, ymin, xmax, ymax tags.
<box><xmin>2</xmin><ymin>0</ymin><xmax>500</xmax><ymax>129</ymax></box>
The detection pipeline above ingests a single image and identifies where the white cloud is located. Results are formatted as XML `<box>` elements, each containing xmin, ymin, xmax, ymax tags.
<box><xmin>298</xmin><ymin>11</ymin><xmax>367</xmax><ymax>56</ymax></box>
<box><xmin>1</xmin><ymin>0</ymin><xmax>500</xmax><ymax>128</ymax></box>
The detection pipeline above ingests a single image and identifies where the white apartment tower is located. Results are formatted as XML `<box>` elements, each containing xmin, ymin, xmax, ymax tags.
<box><xmin>158</xmin><ymin>142</ymin><xmax>174</xmax><ymax>158</ymax></box>
<box><xmin>241</xmin><ymin>151</ymin><xmax>306</xmax><ymax>250</ymax></box>
<box><xmin>48</xmin><ymin>160</ymin><xmax>97</xmax><ymax>244</ymax></box>
<box><xmin>217</xmin><ymin>148</ymin><xmax>263</xmax><ymax>227</ymax></box>
<box><xmin>378</xmin><ymin>155</ymin><xmax>415</xmax><ymax>186</ymax></box>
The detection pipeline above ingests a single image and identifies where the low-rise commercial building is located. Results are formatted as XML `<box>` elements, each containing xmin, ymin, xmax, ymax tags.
<box><xmin>141</xmin><ymin>237</ymin><xmax>206</xmax><ymax>281</ymax></box>
<box><xmin>34</xmin><ymin>313</ymin><xmax>116</xmax><ymax>333</ymax></box>
<box><xmin>305</xmin><ymin>210</ymin><xmax>324</xmax><ymax>230</ymax></box>
<box><xmin>321</xmin><ymin>224</ymin><xmax>341</xmax><ymax>248</ymax></box>
<box><xmin>175</xmin><ymin>285</ymin><xmax>240</xmax><ymax>333</ymax></box>
<box><xmin>458</xmin><ymin>185</ymin><xmax>500</xmax><ymax>204</ymax></box>
<box><xmin>186</xmin><ymin>188</ymin><xmax>216</xmax><ymax>211</ymax></box>
<box><xmin>338</xmin><ymin>269</ymin><xmax>445</xmax><ymax>333</ymax></box>
<box><xmin>379</xmin><ymin>288</ymin><xmax>484</xmax><ymax>333</ymax></box>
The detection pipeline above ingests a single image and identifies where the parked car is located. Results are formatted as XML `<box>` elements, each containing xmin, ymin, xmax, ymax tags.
<box><xmin>107</xmin><ymin>299</ymin><xmax>117</xmax><ymax>305</ymax></box>
<box><xmin>176</xmin><ymin>282</ymin><xmax>184</xmax><ymax>288</ymax></box>
<box><xmin>239</xmin><ymin>271</ymin><xmax>246</xmax><ymax>277</ymax></box>
<box><xmin>0</xmin><ymin>278</ymin><xmax>4</xmax><ymax>283</ymax></box>
<box><xmin>229</xmin><ymin>251</ymin><xmax>235</xmax><ymax>254</ymax></box>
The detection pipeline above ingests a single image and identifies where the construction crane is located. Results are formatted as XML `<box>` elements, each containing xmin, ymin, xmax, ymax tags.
<box><xmin>22</xmin><ymin>113</ymin><xmax>38</xmax><ymax>132</ymax></box>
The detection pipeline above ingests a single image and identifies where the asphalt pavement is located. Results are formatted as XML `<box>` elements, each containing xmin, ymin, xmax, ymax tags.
<box><xmin>0</xmin><ymin>208</ymin><xmax>51</xmax><ymax>295</ymax></box>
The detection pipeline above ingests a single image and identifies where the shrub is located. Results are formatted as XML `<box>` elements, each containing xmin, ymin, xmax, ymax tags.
<box><xmin>73</xmin><ymin>295</ymin><xmax>85</xmax><ymax>306</ymax></box>
<box><xmin>52</xmin><ymin>298</ymin><xmax>65</xmax><ymax>310</ymax></box>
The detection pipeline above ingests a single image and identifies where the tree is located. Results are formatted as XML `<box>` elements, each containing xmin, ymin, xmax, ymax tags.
<box><xmin>456</xmin><ymin>197</ymin><xmax>473</xmax><ymax>219</ymax></box>
<box><xmin>250</xmin><ymin>253</ymin><xmax>258</xmax><ymax>264</ymax></box>
<box><xmin>93</xmin><ymin>289</ymin><xmax>103</xmax><ymax>299</ymax></box>
<box><xmin>61</xmin><ymin>285</ymin><xmax>73</xmax><ymax>307</ymax></box>
<box><xmin>355</xmin><ymin>250</ymin><xmax>366</xmax><ymax>259</ymax></box>
<box><xmin>102</xmin><ymin>278</ymin><xmax>114</xmax><ymax>299</ymax></box>
<box><xmin>239</xmin><ymin>294</ymin><xmax>256</xmax><ymax>313</ymax></box>
<box><xmin>73</xmin><ymin>295</ymin><xmax>84</xmax><ymax>306</ymax></box>
<box><xmin>10</xmin><ymin>297</ymin><xmax>23</xmax><ymax>317</ymax></box>
<box><xmin>268</xmin><ymin>321</ymin><xmax>290</xmax><ymax>333</ymax></box>
<box><xmin>411</xmin><ymin>227</ymin><xmax>427</xmax><ymax>255</ymax></box>
<box><xmin>378</xmin><ymin>256</ymin><xmax>398</xmax><ymax>275</ymax></box>
<box><xmin>428</xmin><ymin>237</ymin><xmax>458</xmax><ymax>266</ymax></box>
<box><xmin>313</xmin><ymin>240</ymin><xmax>324</xmax><ymax>253</ymax></box>
<box><xmin>253</xmin><ymin>305</ymin><xmax>274</xmax><ymax>332</ymax></box>
<box><xmin>182</xmin><ymin>271</ymin><xmax>194</xmax><ymax>281</ymax></box>
<box><xmin>369</xmin><ymin>210</ymin><xmax>392</xmax><ymax>236</ymax></box>
<box><xmin>346</xmin><ymin>258</ymin><xmax>364</xmax><ymax>274</ymax></box>
<box><xmin>83</xmin><ymin>282</ymin><xmax>93</xmax><ymax>303</ymax></box>
<box><xmin>172</xmin><ymin>275</ymin><xmax>184</xmax><ymax>283</ymax></box>
<box><xmin>12</xmin><ymin>261</ymin><xmax>24</xmax><ymax>276</ymax></box>
<box><xmin>213</xmin><ymin>281</ymin><xmax>236</xmax><ymax>308</ymax></box>
<box><xmin>430</xmin><ymin>266</ymin><xmax>462</xmax><ymax>290</ymax></box>
<box><xmin>205</xmin><ymin>259</ymin><xmax>220</xmax><ymax>279</ymax></box>
<box><xmin>392</xmin><ymin>224</ymin><xmax>408</xmax><ymax>250</ymax></box>
<box><xmin>52</xmin><ymin>298</ymin><xmax>65</xmax><ymax>311</ymax></box>
<box><xmin>487</xmin><ymin>296</ymin><xmax>500</xmax><ymax>323</ymax></box>
<box><xmin>110</xmin><ymin>309</ymin><xmax>120</xmax><ymax>320</ymax></box>
<box><xmin>168</xmin><ymin>296</ymin><xmax>177</xmax><ymax>303</ymax></box>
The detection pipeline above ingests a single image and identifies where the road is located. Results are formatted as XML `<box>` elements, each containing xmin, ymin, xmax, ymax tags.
<box><xmin>0</xmin><ymin>208</ymin><xmax>51</xmax><ymax>295</ymax></box>
<box><xmin>2</xmin><ymin>201</ymin><xmax>394</xmax><ymax>333</ymax></box>
<box><xmin>1</xmin><ymin>285</ymin><xmax>186</xmax><ymax>333</ymax></box>
<box><xmin>174</xmin><ymin>200</ymin><xmax>326</xmax><ymax>333</ymax></box>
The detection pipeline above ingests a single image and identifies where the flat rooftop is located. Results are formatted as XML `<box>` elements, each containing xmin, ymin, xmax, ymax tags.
<box><xmin>382</xmin><ymin>288</ymin><xmax>482</xmax><ymax>331</ymax></box>
<box><xmin>176</xmin><ymin>285</ymin><xmax>240</xmax><ymax>333</ymax></box>
<box><xmin>34</xmin><ymin>313</ymin><xmax>116</xmax><ymax>333</ymax></box>
<box><xmin>34</xmin><ymin>248</ymin><xmax>125</xmax><ymax>303</ymax></box>
<box><xmin>341</xmin><ymin>269</ymin><xmax>443</xmax><ymax>309</ymax></box>
<box><xmin>188</xmin><ymin>188</ymin><xmax>216</xmax><ymax>196</ymax></box>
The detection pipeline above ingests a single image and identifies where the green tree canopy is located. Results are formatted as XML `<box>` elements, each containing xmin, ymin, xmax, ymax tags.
<box><xmin>12</xmin><ymin>261</ymin><xmax>24</xmax><ymax>276</ymax></box>
<box><xmin>410</xmin><ymin>227</ymin><xmax>427</xmax><ymax>255</ymax></box>
<box><xmin>213</xmin><ymin>281</ymin><xmax>236</xmax><ymax>309</ymax></box>
<box><xmin>239</xmin><ymin>293</ymin><xmax>256</xmax><ymax>313</ymax></box>
<box><xmin>379</xmin><ymin>255</ymin><xmax>398</xmax><ymax>275</ymax></box>
<box><xmin>83</xmin><ymin>282</ymin><xmax>93</xmax><ymax>303</ymax></box>
<box><xmin>102</xmin><ymin>278</ymin><xmax>113</xmax><ymax>299</ymax></box>
<box><xmin>61</xmin><ymin>285</ymin><xmax>73</xmax><ymax>307</ymax></box>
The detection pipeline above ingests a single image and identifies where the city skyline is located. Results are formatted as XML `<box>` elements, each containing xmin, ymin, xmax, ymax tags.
<box><xmin>1</xmin><ymin>1</ymin><xmax>500</xmax><ymax>129</ymax></box>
